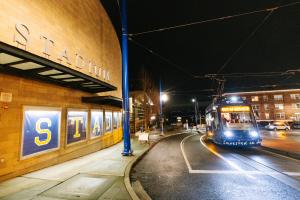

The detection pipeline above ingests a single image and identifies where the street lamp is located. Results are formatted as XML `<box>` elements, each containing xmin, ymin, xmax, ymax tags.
<box><xmin>160</xmin><ymin>93</ymin><xmax>168</xmax><ymax>135</ymax></box>
<box><xmin>192</xmin><ymin>98</ymin><xmax>198</xmax><ymax>129</ymax></box>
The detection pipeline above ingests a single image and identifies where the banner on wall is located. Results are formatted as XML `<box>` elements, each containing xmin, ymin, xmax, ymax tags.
<box><xmin>22</xmin><ymin>107</ymin><xmax>61</xmax><ymax>158</ymax></box>
<box><xmin>66</xmin><ymin>110</ymin><xmax>87</xmax><ymax>144</ymax></box>
<box><xmin>113</xmin><ymin>112</ymin><xmax>118</xmax><ymax>129</ymax></box>
<box><xmin>90</xmin><ymin>110</ymin><xmax>103</xmax><ymax>138</ymax></box>
<box><xmin>105</xmin><ymin>111</ymin><xmax>112</xmax><ymax>132</ymax></box>
<box><xmin>119</xmin><ymin>112</ymin><xmax>122</xmax><ymax>128</ymax></box>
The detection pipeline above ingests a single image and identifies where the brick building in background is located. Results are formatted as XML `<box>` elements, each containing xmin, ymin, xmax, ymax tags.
<box><xmin>224</xmin><ymin>89</ymin><xmax>300</xmax><ymax>121</ymax></box>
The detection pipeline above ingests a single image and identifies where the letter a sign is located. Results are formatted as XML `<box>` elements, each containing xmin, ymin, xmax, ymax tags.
<box><xmin>22</xmin><ymin>107</ymin><xmax>61</xmax><ymax>158</ymax></box>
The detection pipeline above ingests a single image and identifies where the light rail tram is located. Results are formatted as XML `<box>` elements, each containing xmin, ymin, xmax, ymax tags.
<box><xmin>205</xmin><ymin>96</ymin><xmax>261</xmax><ymax>146</ymax></box>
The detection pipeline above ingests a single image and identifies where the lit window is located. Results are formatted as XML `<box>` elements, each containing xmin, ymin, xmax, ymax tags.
<box><xmin>252</xmin><ymin>105</ymin><xmax>260</xmax><ymax>110</ymax></box>
<box><xmin>263</xmin><ymin>95</ymin><xmax>268</xmax><ymax>101</ymax></box>
<box><xmin>290</xmin><ymin>94</ymin><xmax>300</xmax><ymax>100</ymax></box>
<box><xmin>275</xmin><ymin>113</ymin><xmax>285</xmax><ymax>119</ymax></box>
<box><xmin>264</xmin><ymin>104</ymin><xmax>269</xmax><ymax>111</ymax></box>
<box><xmin>241</xmin><ymin>96</ymin><xmax>247</xmax><ymax>100</ymax></box>
<box><xmin>292</xmin><ymin>103</ymin><xmax>300</xmax><ymax>109</ymax></box>
<box><xmin>265</xmin><ymin>113</ymin><xmax>270</xmax><ymax>119</ymax></box>
<box><xmin>251</xmin><ymin>96</ymin><xmax>259</xmax><ymax>102</ymax></box>
<box><xmin>274</xmin><ymin>94</ymin><xmax>283</xmax><ymax>101</ymax></box>
<box><xmin>275</xmin><ymin>104</ymin><xmax>284</xmax><ymax>110</ymax></box>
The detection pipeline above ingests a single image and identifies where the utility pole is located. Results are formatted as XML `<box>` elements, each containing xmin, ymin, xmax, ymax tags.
<box><xmin>121</xmin><ymin>0</ymin><xmax>132</xmax><ymax>156</ymax></box>
<box><xmin>159</xmin><ymin>79</ymin><xmax>164</xmax><ymax>135</ymax></box>
<box><xmin>192</xmin><ymin>98</ymin><xmax>198</xmax><ymax>127</ymax></box>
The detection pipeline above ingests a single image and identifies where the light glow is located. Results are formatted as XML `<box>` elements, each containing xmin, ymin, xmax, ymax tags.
<box><xmin>250</xmin><ymin>131</ymin><xmax>259</xmax><ymax>137</ymax></box>
<box><xmin>221</xmin><ymin>106</ymin><xmax>250</xmax><ymax>112</ymax></box>
<box><xmin>224</xmin><ymin>131</ymin><xmax>233</xmax><ymax>138</ymax></box>
<box><xmin>161</xmin><ymin>94</ymin><xmax>169</xmax><ymax>102</ymax></box>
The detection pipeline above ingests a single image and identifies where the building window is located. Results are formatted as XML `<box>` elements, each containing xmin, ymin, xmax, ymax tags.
<box><xmin>264</xmin><ymin>104</ymin><xmax>269</xmax><ymax>111</ymax></box>
<box><xmin>263</xmin><ymin>95</ymin><xmax>268</xmax><ymax>101</ymax></box>
<box><xmin>290</xmin><ymin>94</ymin><xmax>300</xmax><ymax>100</ymax></box>
<box><xmin>274</xmin><ymin>94</ymin><xmax>283</xmax><ymax>101</ymax></box>
<box><xmin>292</xmin><ymin>103</ymin><xmax>300</xmax><ymax>109</ymax></box>
<box><xmin>252</xmin><ymin>105</ymin><xmax>260</xmax><ymax>111</ymax></box>
<box><xmin>275</xmin><ymin>113</ymin><xmax>285</xmax><ymax>119</ymax></box>
<box><xmin>275</xmin><ymin>104</ymin><xmax>284</xmax><ymax>110</ymax></box>
<box><xmin>251</xmin><ymin>96</ymin><xmax>259</xmax><ymax>102</ymax></box>
<box><xmin>265</xmin><ymin>113</ymin><xmax>270</xmax><ymax>120</ymax></box>
<box><xmin>242</xmin><ymin>96</ymin><xmax>247</xmax><ymax>101</ymax></box>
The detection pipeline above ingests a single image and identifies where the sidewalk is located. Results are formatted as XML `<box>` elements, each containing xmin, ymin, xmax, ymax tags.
<box><xmin>0</xmin><ymin>129</ymin><xmax>181</xmax><ymax>200</ymax></box>
<box><xmin>0</xmin><ymin>138</ymin><xmax>149</xmax><ymax>200</ymax></box>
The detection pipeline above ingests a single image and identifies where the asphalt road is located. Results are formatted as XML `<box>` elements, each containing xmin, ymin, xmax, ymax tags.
<box><xmin>131</xmin><ymin>132</ymin><xmax>300</xmax><ymax>200</ymax></box>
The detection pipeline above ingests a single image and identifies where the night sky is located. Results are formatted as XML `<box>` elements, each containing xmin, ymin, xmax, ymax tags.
<box><xmin>102</xmin><ymin>0</ymin><xmax>300</xmax><ymax>111</ymax></box>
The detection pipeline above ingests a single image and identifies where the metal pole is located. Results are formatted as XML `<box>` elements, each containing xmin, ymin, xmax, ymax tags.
<box><xmin>121</xmin><ymin>0</ymin><xmax>132</xmax><ymax>156</ymax></box>
<box><xmin>160</xmin><ymin>79</ymin><xmax>164</xmax><ymax>135</ymax></box>
<box><xmin>194</xmin><ymin>98</ymin><xmax>198</xmax><ymax>128</ymax></box>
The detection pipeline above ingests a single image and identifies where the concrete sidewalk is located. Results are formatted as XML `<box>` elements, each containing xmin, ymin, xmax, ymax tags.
<box><xmin>0</xmin><ymin>129</ymin><xmax>182</xmax><ymax>200</ymax></box>
<box><xmin>0</xmin><ymin>138</ymin><xmax>149</xmax><ymax>200</ymax></box>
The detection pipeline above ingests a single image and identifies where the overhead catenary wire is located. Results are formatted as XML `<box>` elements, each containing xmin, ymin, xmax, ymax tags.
<box><xmin>128</xmin><ymin>2</ymin><xmax>300</xmax><ymax>37</ymax></box>
<box><xmin>128</xmin><ymin>37</ymin><xmax>196</xmax><ymax>78</ymax></box>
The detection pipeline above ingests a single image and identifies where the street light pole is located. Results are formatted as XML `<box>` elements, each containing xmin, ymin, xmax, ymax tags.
<box><xmin>121</xmin><ymin>0</ymin><xmax>132</xmax><ymax>156</ymax></box>
<box><xmin>192</xmin><ymin>98</ymin><xmax>198</xmax><ymax>128</ymax></box>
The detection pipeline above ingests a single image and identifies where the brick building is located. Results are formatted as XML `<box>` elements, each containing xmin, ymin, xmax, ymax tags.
<box><xmin>0</xmin><ymin>0</ymin><xmax>123</xmax><ymax>181</ymax></box>
<box><xmin>224</xmin><ymin>89</ymin><xmax>300</xmax><ymax>121</ymax></box>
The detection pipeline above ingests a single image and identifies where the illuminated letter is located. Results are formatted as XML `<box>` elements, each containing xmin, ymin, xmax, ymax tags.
<box><xmin>105</xmin><ymin>71</ymin><xmax>110</xmax><ymax>81</ymax></box>
<box><xmin>40</xmin><ymin>35</ymin><xmax>55</xmax><ymax>58</ymax></box>
<box><xmin>75</xmin><ymin>53</ymin><xmax>85</xmax><ymax>69</ymax></box>
<box><xmin>34</xmin><ymin>118</ymin><xmax>52</xmax><ymax>146</ymax></box>
<box><xmin>57</xmin><ymin>49</ymin><xmax>71</xmax><ymax>65</ymax></box>
<box><xmin>14</xmin><ymin>23</ymin><xmax>30</xmax><ymax>49</ymax></box>
<box><xmin>70</xmin><ymin>117</ymin><xmax>83</xmax><ymax>138</ymax></box>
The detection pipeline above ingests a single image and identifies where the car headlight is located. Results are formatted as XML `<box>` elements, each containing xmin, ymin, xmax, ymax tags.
<box><xmin>224</xmin><ymin>131</ymin><xmax>233</xmax><ymax>138</ymax></box>
<box><xmin>250</xmin><ymin>131</ymin><xmax>258</xmax><ymax>137</ymax></box>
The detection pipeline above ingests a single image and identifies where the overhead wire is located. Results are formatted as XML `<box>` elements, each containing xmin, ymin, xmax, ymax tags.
<box><xmin>128</xmin><ymin>37</ymin><xmax>196</xmax><ymax>78</ymax></box>
<box><xmin>128</xmin><ymin>2</ymin><xmax>300</xmax><ymax>37</ymax></box>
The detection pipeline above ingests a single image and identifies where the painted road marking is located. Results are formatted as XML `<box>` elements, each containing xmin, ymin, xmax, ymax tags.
<box><xmin>180</xmin><ymin>134</ymin><xmax>195</xmax><ymax>172</ymax></box>
<box><xmin>180</xmin><ymin>134</ymin><xmax>300</xmax><ymax>178</ymax></box>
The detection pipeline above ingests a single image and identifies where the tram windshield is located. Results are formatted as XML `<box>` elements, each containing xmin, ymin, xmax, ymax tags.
<box><xmin>221</xmin><ymin>108</ymin><xmax>254</xmax><ymax>130</ymax></box>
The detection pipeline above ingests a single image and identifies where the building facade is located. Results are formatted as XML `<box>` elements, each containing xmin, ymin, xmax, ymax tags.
<box><xmin>224</xmin><ymin>89</ymin><xmax>300</xmax><ymax>121</ymax></box>
<box><xmin>0</xmin><ymin>0</ymin><xmax>123</xmax><ymax>181</ymax></box>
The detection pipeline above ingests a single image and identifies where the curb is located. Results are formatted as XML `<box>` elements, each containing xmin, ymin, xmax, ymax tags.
<box><xmin>124</xmin><ymin>132</ymin><xmax>185</xmax><ymax>200</ymax></box>
<box><xmin>260</xmin><ymin>146</ymin><xmax>300</xmax><ymax>160</ymax></box>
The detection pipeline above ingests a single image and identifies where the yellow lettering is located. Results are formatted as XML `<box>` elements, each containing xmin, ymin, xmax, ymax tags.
<box><xmin>34</xmin><ymin>118</ymin><xmax>52</xmax><ymax>146</ymax></box>
<box><xmin>70</xmin><ymin>117</ymin><xmax>83</xmax><ymax>138</ymax></box>
<box><xmin>93</xmin><ymin>116</ymin><xmax>100</xmax><ymax>134</ymax></box>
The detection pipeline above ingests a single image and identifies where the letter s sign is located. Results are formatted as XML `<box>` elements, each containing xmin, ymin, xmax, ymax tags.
<box><xmin>22</xmin><ymin>108</ymin><xmax>61</xmax><ymax>158</ymax></box>
<box><xmin>34</xmin><ymin>118</ymin><xmax>52</xmax><ymax>146</ymax></box>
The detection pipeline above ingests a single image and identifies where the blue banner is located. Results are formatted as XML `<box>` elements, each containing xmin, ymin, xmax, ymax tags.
<box><xmin>22</xmin><ymin>109</ymin><xmax>61</xmax><ymax>158</ymax></box>
<box><xmin>105</xmin><ymin>111</ymin><xmax>112</xmax><ymax>133</ymax></box>
<box><xmin>66</xmin><ymin>111</ymin><xmax>87</xmax><ymax>144</ymax></box>
<box><xmin>113</xmin><ymin>112</ymin><xmax>118</xmax><ymax>129</ymax></box>
<box><xmin>90</xmin><ymin>111</ymin><xmax>103</xmax><ymax>138</ymax></box>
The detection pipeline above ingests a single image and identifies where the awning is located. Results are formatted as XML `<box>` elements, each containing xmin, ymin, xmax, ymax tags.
<box><xmin>82</xmin><ymin>95</ymin><xmax>123</xmax><ymax>108</ymax></box>
<box><xmin>0</xmin><ymin>42</ymin><xmax>117</xmax><ymax>93</ymax></box>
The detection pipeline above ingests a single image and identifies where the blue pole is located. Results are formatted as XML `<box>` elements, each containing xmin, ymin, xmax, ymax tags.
<box><xmin>159</xmin><ymin>79</ymin><xmax>164</xmax><ymax>135</ymax></box>
<box><xmin>121</xmin><ymin>0</ymin><xmax>132</xmax><ymax>156</ymax></box>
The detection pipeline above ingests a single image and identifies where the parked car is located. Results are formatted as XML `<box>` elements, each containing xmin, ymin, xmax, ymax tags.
<box><xmin>265</xmin><ymin>121</ymin><xmax>290</xmax><ymax>131</ymax></box>
<box><xmin>292</xmin><ymin>122</ymin><xmax>300</xmax><ymax>129</ymax></box>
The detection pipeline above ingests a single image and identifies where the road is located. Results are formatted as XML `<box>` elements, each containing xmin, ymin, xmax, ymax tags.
<box><xmin>131</xmin><ymin>132</ymin><xmax>300</xmax><ymax>200</ymax></box>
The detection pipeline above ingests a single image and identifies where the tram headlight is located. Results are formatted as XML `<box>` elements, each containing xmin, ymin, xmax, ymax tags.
<box><xmin>224</xmin><ymin>131</ymin><xmax>233</xmax><ymax>138</ymax></box>
<box><xmin>250</xmin><ymin>131</ymin><xmax>258</xmax><ymax>138</ymax></box>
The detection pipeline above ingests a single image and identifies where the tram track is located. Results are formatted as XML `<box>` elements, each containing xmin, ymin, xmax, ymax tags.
<box><xmin>199</xmin><ymin>134</ymin><xmax>300</xmax><ymax>191</ymax></box>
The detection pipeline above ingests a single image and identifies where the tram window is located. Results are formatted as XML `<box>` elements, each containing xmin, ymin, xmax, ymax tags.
<box><xmin>221</xmin><ymin>112</ymin><xmax>254</xmax><ymax>129</ymax></box>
